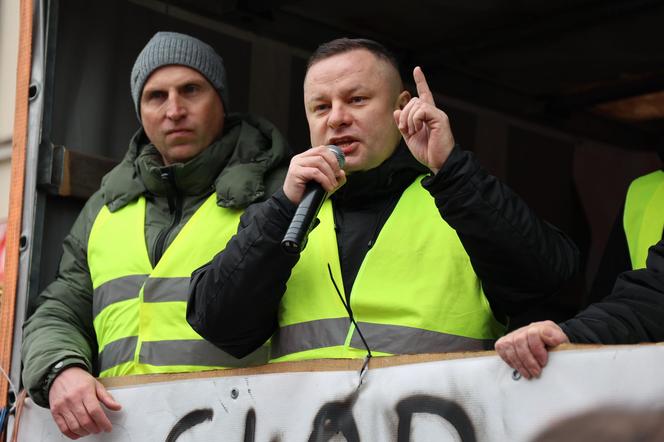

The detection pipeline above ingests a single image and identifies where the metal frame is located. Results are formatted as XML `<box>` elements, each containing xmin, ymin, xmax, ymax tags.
<box><xmin>9</xmin><ymin>0</ymin><xmax>59</xmax><ymax>393</ymax></box>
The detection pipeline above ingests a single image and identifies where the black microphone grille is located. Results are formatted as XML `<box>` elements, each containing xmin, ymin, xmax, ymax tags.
<box><xmin>326</xmin><ymin>145</ymin><xmax>345</xmax><ymax>169</ymax></box>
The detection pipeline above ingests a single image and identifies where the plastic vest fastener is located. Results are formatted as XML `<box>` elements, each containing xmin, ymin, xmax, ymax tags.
<box><xmin>88</xmin><ymin>194</ymin><xmax>267</xmax><ymax>377</ymax></box>
<box><xmin>624</xmin><ymin>170</ymin><xmax>664</xmax><ymax>269</ymax></box>
<box><xmin>271</xmin><ymin>177</ymin><xmax>506</xmax><ymax>362</ymax></box>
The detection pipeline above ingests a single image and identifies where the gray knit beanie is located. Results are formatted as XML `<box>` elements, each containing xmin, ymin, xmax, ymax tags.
<box><xmin>130</xmin><ymin>32</ymin><xmax>229</xmax><ymax>121</ymax></box>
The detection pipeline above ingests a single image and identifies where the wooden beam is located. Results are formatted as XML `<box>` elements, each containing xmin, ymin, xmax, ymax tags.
<box><xmin>38</xmin><ymin>144</ymin><xmax>118</xmax><ymax>200</ymax></box>
<box><xmin>59</xmin><ymin>148</ymin><xmax>118</xmax><ymax>200</ymax></box>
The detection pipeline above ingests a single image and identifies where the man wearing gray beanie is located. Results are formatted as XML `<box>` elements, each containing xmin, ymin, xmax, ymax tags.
<box><xmin>21</xmin><ymin>31</ymin><xmax>290</xmax><ymax>439</ymax></box>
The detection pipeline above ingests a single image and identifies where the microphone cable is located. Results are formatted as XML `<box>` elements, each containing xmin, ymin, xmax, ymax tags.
<box><xmin>327</xmin><ymin>264</ymin><xmax>372</xmax><ymax>389</ymax></box>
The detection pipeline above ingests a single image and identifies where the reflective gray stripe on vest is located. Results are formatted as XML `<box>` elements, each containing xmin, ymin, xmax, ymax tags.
<box><xmin>272</xmin><ymin>319</ymin><xmax>493</xmax><ymax>358</ymax></box>
<box><xmin>143</xmin><ymin>277</ymin><xmax>190</xmax><ymax>302</ymax></box>
<box><xmin>139</xmin><ymin>340</ymin><xmax>269</xmax><ymax>367</ymax></box>
<box><xmin>270</xmin><ymin>317</ymin><xmax>350</xmax><ymax>359</ymax></box>
<box><xmin>351</xmin><ymin>322</ymin><xmax>494</xmax><ymax>353</ymax></box>
<box><xmin>93</xmin><ymin>275</ymin><xmax>148</xmax><ymax>318</ymax></box>
<box><xmin>99</xmin><ymin>336</ymin><xmax>138</xmax><ymax>372</ymax></box>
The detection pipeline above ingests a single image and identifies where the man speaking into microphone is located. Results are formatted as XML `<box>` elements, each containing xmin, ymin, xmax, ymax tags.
<box><xmin>187</xmin><ymin>38</ymin><xmax>580</xmax><ymax>362</ymax></box>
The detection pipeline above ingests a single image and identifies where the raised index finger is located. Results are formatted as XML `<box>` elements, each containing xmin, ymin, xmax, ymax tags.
<box><xmin>413</xmin><ymin>66</ymin><xmax>435</xmax><ymax>106</ymax></box>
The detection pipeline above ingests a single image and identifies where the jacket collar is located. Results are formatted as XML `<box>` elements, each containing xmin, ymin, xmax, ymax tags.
<box><xmin>136</xmin><ymin>134</ymin><xmax>233</xmax><ymax>198</ymax></box>
<box><xmin>332</xmin><ymin>143</ymin><xmax>429</xmax><ymax>206</ymax></box>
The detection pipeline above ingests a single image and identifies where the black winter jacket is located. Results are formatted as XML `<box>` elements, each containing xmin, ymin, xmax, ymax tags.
<box><xmin>187</xmin><ymin>145</ymin><xmax>580</xmax><ymax>358</ymax></box>
<box><xmin>562</xmin><ymin>239</ymin><xmax>664</xmax><ymax>343</ymax></box>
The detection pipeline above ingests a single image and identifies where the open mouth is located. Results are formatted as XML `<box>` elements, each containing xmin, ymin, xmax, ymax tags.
<box><xmin>329</xmin><ymin>137</ymin><xmax>358</xmax><ymax>153</ymax></box>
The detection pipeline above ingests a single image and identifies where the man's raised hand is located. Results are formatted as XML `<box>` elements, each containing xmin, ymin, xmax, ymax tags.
<box><xmin>394</xmin><ymin>67</ymin><xmax>455</xmax><ymax>174</ymax></box>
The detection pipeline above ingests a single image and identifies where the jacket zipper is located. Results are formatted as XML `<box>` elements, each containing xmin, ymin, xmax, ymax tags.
<box><xmin>152</xmin><ymin>168</ymin><xmax>183</xmax><ymax>266</ymax></box>
<box><xmin>366</xmin><ymin>193</ymin><xmax>400</xmax><ymax>250</ymax></box>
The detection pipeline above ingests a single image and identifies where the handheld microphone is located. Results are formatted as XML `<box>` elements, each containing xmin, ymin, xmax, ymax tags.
<box><xmin>281</xmin><ymin>145</ymin><xmax>345</xmax><ymax>254</ymax></box>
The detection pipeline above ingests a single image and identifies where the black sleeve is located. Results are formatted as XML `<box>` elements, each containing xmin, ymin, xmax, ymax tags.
<box><xmin>422</xmin><ymin>146</ymin><xmax>580</xmax><ymax>318</ymax></box>
<box><xmin>560</xmin><ymin>240</ymin><xmax>664</xmax><ymax>344</ymax></box>
<box><xmin>587</xmin><ymin>204</ymin><xmax>632</xmax><ymax>304</ymax></box>
<box><xmin>187</xmin><ymin>190</ymin><xmax>299</xmax><ymax>358</ymax></box>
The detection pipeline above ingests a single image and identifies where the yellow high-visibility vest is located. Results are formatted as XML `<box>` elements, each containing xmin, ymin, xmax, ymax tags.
<box><xmin>271</xmin><ymin>177</ymin><xmax>505</xmax><ymax>362</ymax></box>
<box><xmin>624</xmin><ymin>170</ymin><xmax>664</xmax><ymax>269</ymax></box>
<box><xmin>88</xmin><ymin>194</ymin><xmax>267</xmax><ymax>377</ymax></box>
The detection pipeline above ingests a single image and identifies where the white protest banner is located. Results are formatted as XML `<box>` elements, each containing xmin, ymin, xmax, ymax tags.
<box><xmin>14</xmin><ymin>344</ymin><xmax>664</xmax><ymax>441</ymax></box>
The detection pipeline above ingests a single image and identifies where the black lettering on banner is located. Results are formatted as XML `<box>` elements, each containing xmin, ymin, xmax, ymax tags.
<box><xmin>308</xmin><ymin>394</ymin><xmax>360</xmax><ymax>442</ymax></box>
<box><xmin>396</xmin><ymin>395</ymin><xmax>476</xmax><ymax>442</ymax></box>
<box><xmin>161</xmin><ymin>394</ymin><xmax>476</xmax><ymax>440</ymax></box>
<box><xmin>244</xmin><ymin>408</ymin><xmax>256</xmax><ymax>442</ymax></box>
<box><xmin>165</xmin><ymin>408</ymin><xmax>214</xmax><ymax>442</ymax></box>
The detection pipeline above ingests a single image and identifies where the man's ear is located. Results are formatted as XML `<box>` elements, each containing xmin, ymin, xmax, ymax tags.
<box><xmin>396</xmin><ymin>90</ymin><xmax>411</xmax><ymax>110</ymax></box>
